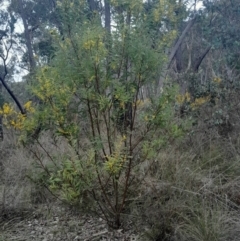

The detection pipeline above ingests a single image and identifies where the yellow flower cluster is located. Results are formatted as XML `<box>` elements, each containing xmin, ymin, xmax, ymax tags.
<box><xmin>133</xmin><ymin>98</ymin><xmax>151</xmax><ymax>109</ymax></box>
<box><xmin>176</xmin><ymin>92</ymin><xmax>191</xmax><ymax>104</ymax></box>
<box><xmin>104</xmin><ymin>135</ymin><xmax>127</xmax><ymax>174</ymax></box>
<box><xmin>33</xmin><ymin>68</ymin><xmax>72</xmax><ymax>109</ymax></box>
<box><xmin>24</xmin><ymin>101</ymin><xmax>35</xmax><ymax>113</ymax></box>
<box><xmin>105</xmin><ymin>154</ymin><xmax>127</xmax><ymax>174</ymax></box>
<box><xmin>0</xmin><ymin>103</ymin><xmax>14</xmax><ymax>116</ymax></box>
<box><xmin>83</xmin><ymin>40</ymin><xmax>95</xmax><ymax>50</ymax></box>
<box><xmin>0</xmin><ymin>103</ymin><xmax>25</xmax><ymax>130</ymax></box>
<box><xmin>57</xmin><ymin>127</ymin><xmax>70</xmax><ymax>136</ymax></box>
<box><xmin>0</xmin><ymin>101</ymin><xmax>35</xmax><ymax>130</ymax></box>
<box><xmin>190</xmin><ymin>96</ymin><xmax>210</xmax><ymax>109</ymax></box>
<box><xmin>176</xmin><ymin>91</ymin><xmax>212</xmax><ymax>110</ymax></box>
<box><xmin>83</xmin><ymin>39</ymin><xmax>104</xmax><ymax>51</ymax></box>
<box><xmin>213</xmin><ymin>77</ymin><xmax>222</xmax><ymax>84</ymax></box>
<box><xmin>153</xmin><ymin>8</ymin><xmax>162</xmax><ymax>22</ymax></box>
<box><xmin>9</xmin><ymin>114</ymin><xmax>26</xmax><ymax>130</ymax></box>
<box><xmin>144</xmin><ymin>114</ymin><xmax>155</xmax><ymax>122</ymax></box>
<box><xmin>82</xmin><ymin>33</ymin><xmax>106</xmax><ymax>69</ymax></box>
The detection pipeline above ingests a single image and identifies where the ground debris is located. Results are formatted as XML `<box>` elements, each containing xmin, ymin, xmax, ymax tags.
<box><xmin>0</xmin><ymin>204</ymin><xmax>140</xmax><ymax>241</ymax></box>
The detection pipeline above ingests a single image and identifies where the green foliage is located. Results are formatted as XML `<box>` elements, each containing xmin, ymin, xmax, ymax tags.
<box><xmin>18</xmin><ymin>0</ymin><xmax>188</xmax><ymax>228</ymax></box>
<box><xmin>49</xmin><ymin>155</ymin><xmax>96</xmax><ymax>205</ymax></box>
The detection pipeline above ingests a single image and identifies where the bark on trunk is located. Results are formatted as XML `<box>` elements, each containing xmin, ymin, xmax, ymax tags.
<box><xmin>104</xmin><ymin>0</ymin><xmax>111</xmax><ymax>32</ymax></box>
<box><xmin>192</xmin><ymin>46</ymin><xmax>211</xmax><ymax>73</ymax></box>
<box><xmin>87</xmin><ymin>0</ymin><xmax>97</xmax><ymax>12</ymax></box>
<box><xmin>157</xmin><ymin>17</ymin><xmax>197</xmax><ymax>93</ymax></box>
<box><xmin>19</xmin><ymin>0</ymin><xmax>36</xmax><ymax>71</ymax></box>
<box><xmin>167</xmin><ymin>16</ymin><xmax>197</xmax><ymax>70</ymax></box>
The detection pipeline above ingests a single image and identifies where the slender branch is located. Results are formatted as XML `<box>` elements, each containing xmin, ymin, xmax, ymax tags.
<box><xmin>192</xmin><ymin>46</ymin><xmax>211</xmax><ymax>72</ymax></box>
<box><xmin>0</xmin><ymin>75</ymin><xmax>25</xmax><ymax>114</ymax></box>
<box><xmin>36</xmin><ymin>139</ymin><xmax>58</xmax><ymax>167</ymax></box>
<box><xmin>0</xmin><ymin>32</ymin><xmax>26</xmax><ymax>114</ymax></box>
<box><xmin>28</xmin><ymin>147</ymin><xmax>51</xmax><ymax>176</ymax></box>
<box><xmin>95</xmin><ymin>159</ymin><xmax>116</xmax><ymax>212</ymax></box>
<box><xmin>103</xmin><ymin>110</ymin><xmax>112</xmax><ymax>155</ymax></box>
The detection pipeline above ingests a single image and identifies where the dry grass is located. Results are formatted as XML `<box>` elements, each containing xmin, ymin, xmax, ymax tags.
<box><xmin>2</xmin><ymin>104</ymin><xmax>240</xmax><ymax>241</ymax></box>
<box><xmin>0</xmin><ymin>129</ymin><xmax>33</xmax><ymax>211</ymax></box>
<box><xmin>126</xmin><ymin>133</ymin><xmax>240</xmax><ymax>240</ymax></box>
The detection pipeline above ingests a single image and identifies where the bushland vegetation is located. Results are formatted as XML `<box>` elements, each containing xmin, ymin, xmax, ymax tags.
<box><xmin>1</xmin><ymin>0</ymin><xmax>240</xmax><ymax>240</ymax></box>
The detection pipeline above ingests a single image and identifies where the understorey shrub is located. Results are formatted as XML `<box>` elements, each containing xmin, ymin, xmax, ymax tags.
<box><xmin>14</xmin><ymin>1</ymin><xmax>186</xmax><ymax>228</ymax></box>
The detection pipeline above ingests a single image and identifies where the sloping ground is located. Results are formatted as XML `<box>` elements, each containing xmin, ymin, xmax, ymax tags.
<box><xmin>0</xmin><ymin>205</ymin><xmax>139</xmax><ymax>241</ymax></box>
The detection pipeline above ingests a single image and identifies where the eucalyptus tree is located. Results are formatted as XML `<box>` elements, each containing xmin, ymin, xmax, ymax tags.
<box><xmin>6</xmin><ymin>0</ymin><xmax>61</xmax><ymax>71</ymax></box>
<box><xmin>0</xmin><ymin>5</ymin><xmax>26</xmax><ymax>140</ymax></box>
<box><xmin>169</xmin><ymin>0</ymin><xmax>240</xmax><ymax>96</ymax></box>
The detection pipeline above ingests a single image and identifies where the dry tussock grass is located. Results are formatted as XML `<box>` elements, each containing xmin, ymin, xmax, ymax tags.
<box><xmin>0</xmin><ymin>130</ymin><xmax>70</xmax><ymax>212</ymax></box>
<box><xmin>2</xmin><ymin>101</ymin><xmax>240</xmax><ymax>241</ymax></box>
<box><xmin>0</xmin><ymin>129</ymin><xmax>33</xmax><ymax>211</ymax></box>
<box><xmin>128</xmin><ymin>128</ymin><xmax>240</xmax><ymax>240</ymax></box>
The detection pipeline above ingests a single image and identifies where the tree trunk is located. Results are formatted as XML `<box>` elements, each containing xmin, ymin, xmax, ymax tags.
<box><xmin>167</xmin><ymin>16</ymin><xmax>197</xmax><ymax>70</ymax></box>
<box><xmin>19</xmin><ymin>0</ymin><xmax>36</xmax><ymax>71</ymax></box>
<box><xmin>87</xmin><ymin>0</ymin><xmax>97</xmax><ymax>12</ymax></box>
<box><xmin>157</xmin><ymin>16</ymin><xmax>197</xmax><ymax>93</ymax></box>
<box><xmin>104</xmin><ymin>0</ymin><xmax>111</xmax><ymax>32</ymax></box>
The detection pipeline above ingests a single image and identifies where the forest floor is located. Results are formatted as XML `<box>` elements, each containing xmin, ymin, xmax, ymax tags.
<box><xmin>0</xmin><ymin>203</ymin><xmax>140</xmax><ymax>241</ymax></box>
